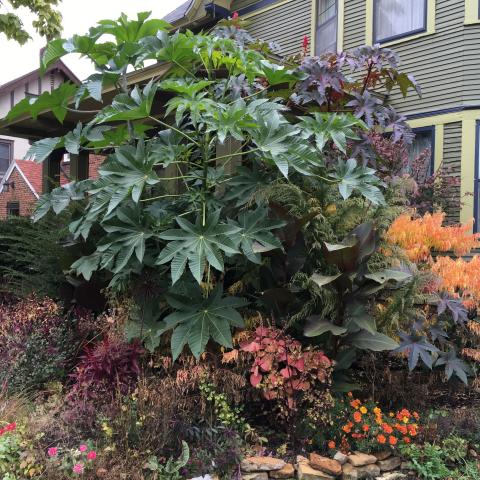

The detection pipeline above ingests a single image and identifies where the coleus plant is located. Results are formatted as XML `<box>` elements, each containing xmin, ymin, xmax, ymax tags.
<box><xmin>238</xmin><ymin>326</ymin><xmax>332</xmax><ymax>411</ymax></box>
<box><xmin>6</xmin><ymin>12</ymin><xmax>420</xmax><ymax>361</ymax></box>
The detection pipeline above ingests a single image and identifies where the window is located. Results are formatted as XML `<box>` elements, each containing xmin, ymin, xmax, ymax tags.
<box><xmin>0</xmin><ymin>140</ymin><xmax>12</xmax><ymax>177</ymax></box>
<box><xmin>316</xmin><ymin>0</ymin><xmax>337</xmax><ymax>55</ymax></box>
<box><xmin>6</xmin><ymin>202</ymin><xmax>20</xmax><ymax>217</ymax></box>
<box><xmin>407</xmin><ymin>126</ymin><xmax>434</xmax><ymax>183</ymax></box>
<box><xmin>374</xmin><ymin>0</ymin><xmax>427</xmax><ymax>43</ymax></box>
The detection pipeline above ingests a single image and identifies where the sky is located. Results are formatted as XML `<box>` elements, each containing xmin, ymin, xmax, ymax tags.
<box><xmin>0</xmin><ymin>0</ymin><xmax>186</xmax><ymax>85</ymax></box>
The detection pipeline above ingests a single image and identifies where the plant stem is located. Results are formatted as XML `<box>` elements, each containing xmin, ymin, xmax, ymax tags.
<box><xmin>148</xmin><ymin>116</ymin><xmax>200</xmax><ymax>146</ymax></box>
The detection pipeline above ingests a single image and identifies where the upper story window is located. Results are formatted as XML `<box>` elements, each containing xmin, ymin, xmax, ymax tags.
<box><xmin>0</xmin><ymin>140</ymin><xmax>13</xmax><ymax>178</ymax></box>
<box><xmin>316</xmin><ymin>0</ymin><xmax>337</xmax><ymax>55</ymax></box>
<box><xmin>374</xmin><ymin>0</ymin><xmax>427</xmax><ymax>43</ymax></box>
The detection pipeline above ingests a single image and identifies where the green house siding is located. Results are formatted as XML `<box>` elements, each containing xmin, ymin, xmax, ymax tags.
<box><xmin>463</xmin><ymin>26</ymin><xmax>480</xmax><ymax>105</ymax></box>
<box><xmin>233</xmin><ymin>0</ymin><xmax>311</xmax><ymax>56</ymax></box>
<box><xmin>443</xmin><ymin>122</ymin><xmax>462</xmax><ymax>223</ymax></box>
<box><xmin>343</xmin><ymin>0</ymin><xmax>465</xmax><ymax>117</ymax></box>
<box><xmin>343</xmin><ymin>0</ymin><xmax>364</xmax><ymax>49</ymax></box>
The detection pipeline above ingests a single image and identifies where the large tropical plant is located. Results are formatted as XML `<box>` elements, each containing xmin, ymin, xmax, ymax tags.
<box><xmin>6</xmin><ymin>12</ymin><xmax>421</xmax><ymax>363</ymax></box>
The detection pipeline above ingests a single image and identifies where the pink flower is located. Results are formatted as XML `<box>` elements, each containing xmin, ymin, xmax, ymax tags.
<box><xmin>73</xmin><ymin>463</ymin><xmax>84</xmax><ymax>474</ymax></box>
<box><xmin>79</xmin><ymin>444</ymin><xmax>88</xmax><ymax>452</ymax></box>
<box><xmin>5</xmin><ymin>423</ymin><xmax>16</xmax><ymax>431</ymax></box>
<box><xmin>47</xmin><ymin>447</ymin><xmax>58</xmax><ymax>457</ymax></box>
<box><xmin>232</xmin><ymin>11</ymin><xmax>239</xmax><ymax>19</ymax></box>
<box><xmin>86</xmin><ymin>451</ymin><xmax>97</xmax><ymax>460</ymax></box>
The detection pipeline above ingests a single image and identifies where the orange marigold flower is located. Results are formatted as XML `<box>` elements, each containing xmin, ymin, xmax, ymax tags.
<box><xmin>413</xmin><ymin>412</ymin><xmax>420</xmax><ymax>420</ymax></box>
<box><xmin>408</xmin><ymin>426</ymin><xmax>417</xmax><ymax>436</ymax></box>
<box><xmin>353</xmin><ymin>411</ymin><xmax>362</xmax><ymax>423</ymax></box>
<box><xmin>396</xmin><ymin>425</ymin><xmax>408</xmax><ymax>435</ymax></box>
<box><xmin>373</xmin><ymin>407</ymin><xmax>381</xmax><ymax>415</ymax></box>
<box><xmin>377</xmin><ymin>434</ymin><xmax>387</xmax><ymax>444</ymax></box>
<box><xmin>350</xmin><ymin>399</ymin><xmax>361</xmax><ymax>409</ymax></box>
<box><xmin>360</xmin><ymin>406</ymin><xmax>368</xmax><ymax>414</ymax></box>
<box><xmin>389</xmin><ymin>412</ymin><xmax>395</xmax><ymax>418</ymax></box>
<box><xmin>342</xmin><ymin>424</ymin><xmax>352</xmax><ymax>434</ymax></box>
<box><xmin>403</xmin><ymin>436</ymin><xmax>411</xmax><ymax>444</ymax></box>
<box><xmin>389</xmin><ymin>435</ymin><xmax>398</xmax><ymax>446</ymax></box>
<box><xmin>382</xmin><ymin>423</ymin><xmax>393</xmax><ymax>434</ymax></box>
<box><xmin>328</xmin><ymin>441</ymin><xmax>336</xmax><ymax>449</ymax></box>
<box><xmin>402</xmin><ymin>416</ymin><xmax>409</xmax><ymax>424</ymax></box>
<box><xmin>362</xmin><ymin>424</ymin><xmax>370</xmax><ymax>432</ymax></box>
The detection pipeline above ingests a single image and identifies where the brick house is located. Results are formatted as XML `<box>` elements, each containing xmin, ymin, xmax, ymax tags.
<box><xmin>0</xmin><ymin>154</ymin><xmax>104</xmax><ymax>219</ymax></box>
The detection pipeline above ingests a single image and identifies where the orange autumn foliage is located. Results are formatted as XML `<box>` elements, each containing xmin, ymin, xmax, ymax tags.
<box><xmin>431</xmin><ymin>256</ymin><xmax>480</xmax><ymax>309</ymax></box>
<box><xmin>386</xmin><ymin>212</ymin><xmax>480</xmax><ymax>262</ymax></box>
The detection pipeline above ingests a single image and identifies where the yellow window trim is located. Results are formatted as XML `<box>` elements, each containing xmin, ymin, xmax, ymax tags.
<box><xmin>465</xmin><ymin>0</ymin><xmax>480</xmax><ymax>24</ymax></box>
<box><xmin>365</xmin><ymin>0</ymin><xmax>436</xmax><ymax>47</ymax></box>
<box><xmin>310</xmin><ymin>0</ymin><xmax>345</xmax><ymax>55</ymax></box>
<box><xmin>240</xmin><ymin>0</ymin><xmax>295</xmax><ymax>20</ymax></box>
<box><xmin>407</xmin><ymin>110</ymin><xmax>480</xmax><ymax>226</ymax></box>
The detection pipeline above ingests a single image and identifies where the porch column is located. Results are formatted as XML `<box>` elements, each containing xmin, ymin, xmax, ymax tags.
<box><xmin>42</xmin><ymin>149</ymin><xmax>63</xmax><ymax>193</ymax></box>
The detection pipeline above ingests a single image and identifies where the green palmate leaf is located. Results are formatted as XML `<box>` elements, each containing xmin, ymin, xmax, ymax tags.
<box><xmin>25</xmin><ymin>137</ymin><xmax>62</xmax><ymax>163</ymax></box>
<box><xmin>157</xmin><ymin>211</ymin><xmax>240</xmax><ymax>284</ymax></box>
<box><xmin>330</xmin><ymin>158</ymin><xmax>386</xmax><ymax>205</ymax></box>
<box><xmin>299</xmin><ymin>113</ymin><xmax>367</xmax><ymax>153</ymax></box>
<box><xmin>149</xmin><ymin>129</ymin><xmax>190</xmax><ymax>167</ymax></box>
<box><xmin>250</xmin><ymin>111</ymin><xmax>298</xmax><ymax>176</ymax></box>
<box><xmin>99</xmin><ymin>142</ymin><xmax>161</xmax><ymax>209</ymax></box>
<box><xmin>229</xmin><ymin>208</ymin><xmax>285</xmax><ymax>264</ymax></box>
<box><xmin>351</xmin><ymin>330</ymin><xmax>399</xmax><ymax>351</ymax></box>
<box><xmin>257</xmin><ymin>60</ymin><xmax>299</xmax><ymax>86</ymax></box>
<box><xmin>70</xmin><ymin>252</ymin><xmax>102</xmax><ymax>281</ymax></box>
<box><xmin>223</xmin><ymin>164</ymin><xmax>270</xmax><ymax>207</ymax></box>
<box><xmin>304</xmin><ymin>317</ymin><xmax>347</xmax><ymax>337</ymax></box>
<box><xmin>41</xmin><ymin>38</ymin><xmax>68</xmax><ymax>71</ymax></box>
<box><xmin>7</xmin><ymin>82</ymin><xmax>78</xmax><ymax>123</ymax></box>
<box><xmin>164</xmin><ymin>285</ymin><xmax>246</xmax><ymax>359</ymax></box>
<box><xmin>95</xmin><ymin>79</ymin><xmax>157</xmax><ymax>123</ymax></box>
<box><xmin>205</xmin><ymin>101</ymin><xmax>257</xmax><ymax>144</ymax></box>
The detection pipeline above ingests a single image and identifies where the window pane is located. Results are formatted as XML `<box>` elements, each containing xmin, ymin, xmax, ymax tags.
<box><xmin>408</xmin><ymin>130</ymin><xmax>433</xmax><ymax>183</ymax></box>
<box><xmin>375</xmin><ymin>0</ymin><xmax>426</xmax><ymax>42</ymax></box>
<box><xmin>0</xmin><ymin>142</ymin><xmax>11</xmax><ymax>175</ymax></box>
<box><xmin>318</xmin><ymin>0</ymin><xmax>336</xmax><ymax>24</ymax></box>
<box><xmin>316</xmin><ymin>0</ymin><xmax>337</xmax><ymax>55</ymax></box>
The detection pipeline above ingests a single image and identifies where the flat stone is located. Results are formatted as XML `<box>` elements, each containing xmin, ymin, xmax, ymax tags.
<box><xmin>375</xmin><ymin>473</ymin><xmax>406</xmax><ymax>480</ymax></box>
<box><xmin>355</xmin><ymin>465</ymin><xmax>381</xmax><ymax>479</ymax></box>
<box><xmin>243</xmin><ymin>474</ymin><xmax>269</xmax><ymax>480</ymax></box>
<box><xmin>297</xmin><ymin>462</ymin><xmax>335</xmax><ymax>480</ymax></box>
<box><xmin>373</xmin><ymin>451</ymin><xmax>392</xmax><ymax>461</ymax></box>
<box><xmin>400</xmin><ymin>462</ymin><xmax>413</xmax><ymax>472</ymax></box>
<box><xmin>378</xmin><ymin>457</ymin><xmax>401</xmax><ymax>472</ymax></box>
<box><xmin>297</xmin><ymin>456</ymin><xmax>309</xmax><ymax>465</ymax></box>
<box><xmin>241</xmin><ymin>457</ymin><xmax>286</xmax><ymax>473</ymax></box>
<box><xmin>270</xmin><ymin>464</ymin><xmax>295</xmax><ymax>479</ymax></box>
<box><xmin>309</xmin><ymin>454</ymin><xmax>342</xmax><ymax>476</ymax></box>
<box><xmin>341</xmin><ymin>464</ymin><xmax>358</xmax><ymax>480</ymax></box>
<box><xmin>333</xmin><ymin>451</ymin><xmax>348</xmax><ymax>465</ymax></box>
<box><xmin>347</xmin><ymin>453</ymin><xmax>377</xmax><ymax>467</ymax></box>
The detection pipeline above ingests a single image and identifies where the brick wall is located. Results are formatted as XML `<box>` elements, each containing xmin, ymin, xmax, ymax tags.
<box><xmin>89</xmin><ymin>154</ymin><xmax>104</xmax><ymax>179</ymax></box>
<box><xmin>0</xmin><ymin>168</ymin><xmax>37</xmax><ymax>220</ymax></box>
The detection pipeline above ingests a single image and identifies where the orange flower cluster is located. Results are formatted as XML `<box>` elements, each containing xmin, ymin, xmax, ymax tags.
<box><xmin>386</xmin><ymin>213</ymin><xmax>480</xmax><ymax>262</ymax></box>
<box><xmin>432</xmin><ymin>255</ymin><xmax>480</xmax><ymax>309</ymax></box>
<box><xmin>330</xmin><ymin>394</ymin><xmax>420</xmax><ymax>451</ymax></box>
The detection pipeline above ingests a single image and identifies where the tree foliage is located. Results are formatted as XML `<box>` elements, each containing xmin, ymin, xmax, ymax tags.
<box><xmin>0</xmin><ymin>0</ymin><xmax>62</xmax><ymax>44</ymax></box>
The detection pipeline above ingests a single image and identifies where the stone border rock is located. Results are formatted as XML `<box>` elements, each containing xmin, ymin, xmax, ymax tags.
<box><xmin>239</xmin><ymin>450</ymin><xmax>412</xmax><ymax>480</ymax></box>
